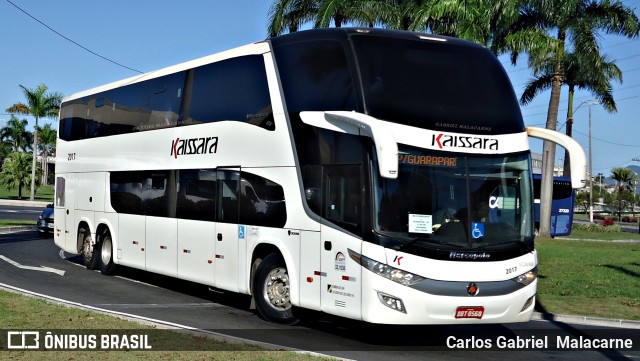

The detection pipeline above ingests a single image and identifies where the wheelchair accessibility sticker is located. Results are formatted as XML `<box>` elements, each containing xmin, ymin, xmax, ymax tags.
<box><xmin>471</xmin><ymin>222</ymin><xmax>484</xmax><ymax>239</ymax></box>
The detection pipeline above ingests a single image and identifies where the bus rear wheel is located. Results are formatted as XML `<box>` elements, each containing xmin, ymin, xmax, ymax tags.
<box><xmin>253</xmin><ymin>253</ymin><xmax>299</xmax><ymax>325</ymax></box>
<box><xmin>80</xmin><ymin>228</ymin><xmax>98</xmax><ymax>270</ymax></box>
<box><xmin>98</xmin><ymin>230</ymin><xmax>116</xmax><ymax>275</ymax></box>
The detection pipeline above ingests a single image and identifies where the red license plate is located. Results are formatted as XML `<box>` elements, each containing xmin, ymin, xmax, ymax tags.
<box><xmin>455</xmin><ymin>306</ymin><xmax>484</xmax><ymax>319</ymax></box>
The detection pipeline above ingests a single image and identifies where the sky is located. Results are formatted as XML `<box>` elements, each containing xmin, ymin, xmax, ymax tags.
<box><xmin>1</xmin><ymin>0</ymin><xmax>639</xmax><ymax>177</ymax></box>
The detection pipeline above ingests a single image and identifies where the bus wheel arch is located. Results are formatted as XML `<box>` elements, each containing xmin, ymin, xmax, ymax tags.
<box><xmin>250</xmin><ymin>245</ymin><xmax>299</xmax><ymax>325</ymax></box>
<box><xmin>96</xmin><ymin>224</ymin><xmax>116</xmax><ymax>276</ymax></box>
<box><xmin>77</xmin><ymin>222</ymin><xmax>99</xmax><ymax>270</ymax></box>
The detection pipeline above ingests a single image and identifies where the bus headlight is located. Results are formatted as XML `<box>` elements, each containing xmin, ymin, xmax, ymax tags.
<box><xmin>512</xmin><ymin>267</ymin><xmax>537</xmax><ymax>286</ymax></box>
<box><xmin>348</xmin><ymin>249</ymin><xmax>424</xmax><ymax>286</ymax></box>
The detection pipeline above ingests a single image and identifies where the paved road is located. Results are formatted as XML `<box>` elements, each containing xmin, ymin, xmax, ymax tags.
<box><xmin>0</xmin><ymin>231</ymin><xmax>638</xmax><ymax>360</ymax></box>
<box><xmin>0</xmin><ymin>205</ymin><xmax>43</xmax><ymax>221</ymax></box>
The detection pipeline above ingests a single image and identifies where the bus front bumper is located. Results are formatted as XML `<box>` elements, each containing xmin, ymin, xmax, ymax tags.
<box><xmin>361</xmin><ymin>274</ymin><xmax>537</xmax><ymax>325</ymax></box>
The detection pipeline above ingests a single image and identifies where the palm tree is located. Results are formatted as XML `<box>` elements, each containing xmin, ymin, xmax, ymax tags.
<box><xmin>0</xmin><ymin>152</ymin><xmax>33</xmax><ymax>200</ymax></box>
<box><xmin>268</xmin><ymin>0</ymin><xmax>319</xmax><ymax>37</ymax></box>
<box><xmin>610</xmin><ymin>167</ymin><xmax>637</xmax><ymax>221</ymax></box>
<box><xmin>6</xmin><ymin>84</ymin><xmax>62</xmax><ymax>201</ymax></box>
<box><xmin>519</xmin><ymin>50</ymin><xmax>623</xmax><ymax>177</ymax></box>
<box><xmin>503</xmin><ymin>0</ymin><xmax>639</xmax><ymax>237</ymax></box>
<box><xmin>0</xmin><ymin>115</ymin><xmax>32</xmax><ymax>153</ymax></box>
<box><xmin>37</xmin><ymin>123</ymin><xmax>57</xmax><ymax>185</ymax></box>
<box><xmin>267</xmin><ymin>0</ymin><xmax>406</xmax><ymax>37</ymax></box>
<box><xmin>408</xmin><ymin>0</ymin><xmax>520</xmax><ymax>49</ymax></box>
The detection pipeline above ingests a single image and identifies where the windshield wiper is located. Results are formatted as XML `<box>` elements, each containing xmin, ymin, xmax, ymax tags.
<box><xmin>474</xmin><ymin>240</ymin><xmax>523</xmax><ymax>249</ymax></box>
<box><xmin>402</xmin><ymin>237</ymin><xmax>466</xmax><ymax>249</ymax></box>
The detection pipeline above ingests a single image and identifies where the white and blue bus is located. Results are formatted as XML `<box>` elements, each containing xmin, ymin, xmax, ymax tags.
<box><xmin>533</xmin><ymin>175</ymin><xmax>575</xmax><ymax>237</ymax></box>
<box><xmin>54</xmin><ymin>28</ymin><xmax>586</xmax><ymax>325</ymax></box>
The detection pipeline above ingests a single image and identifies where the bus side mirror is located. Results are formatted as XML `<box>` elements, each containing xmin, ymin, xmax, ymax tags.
<box><xmin>300</xmin><ymin>111</ymin><xmax>398</xmax><ymax>179</ymax></box>
<box><xmin>526</xmin><ymin>126</ymin><xmax>587</xmax><ymax>189</ymax></box>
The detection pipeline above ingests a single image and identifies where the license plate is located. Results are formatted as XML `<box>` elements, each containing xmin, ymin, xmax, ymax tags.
<box><xmin>455</xmin><ymin>306</ymin><xmax>484</xmax><ymax>319</ymax></box>
<box><xmin>48</xmin><ymin>224</ymin><xmax>55</xmax><ymax>228</ymax></box>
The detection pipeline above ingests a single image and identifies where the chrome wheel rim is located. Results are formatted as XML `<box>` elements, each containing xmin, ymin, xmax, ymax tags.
<box><xmin>263</xmin><ymin>267</ymin><xmax>291</xmax><ymax>311</ymax></box>
<box><xmin>101</xmin><ymin>236</ymin><xmax>112</xmax><ymax>265</ymax></box>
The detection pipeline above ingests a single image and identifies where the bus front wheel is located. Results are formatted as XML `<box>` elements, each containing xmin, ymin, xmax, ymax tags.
<box><xmin>252</xmin><ymin>253</ymin><xmax>299</xmax><ymax>325</ymax></box>
<box><xmin>98</xmin><ymin>230</ymin><xmax>116</xmax><ymax>276</ymax></box>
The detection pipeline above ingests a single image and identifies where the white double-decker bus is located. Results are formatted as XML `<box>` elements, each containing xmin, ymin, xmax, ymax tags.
<box><xmin>54</xmin><ymin>28</ymin><xmax>586</xmax><ymax>325</ymax></box>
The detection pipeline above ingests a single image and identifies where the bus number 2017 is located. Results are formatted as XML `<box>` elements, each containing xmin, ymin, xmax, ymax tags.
<box><xmin>506</xmin><ymin>267</ymin><xmax>517</xmax><ymax>274</ymax></box>
<box><xmin>68</xmin><ymin>153</ymin><xmax>76</xmax><ymax>161</ymax></box>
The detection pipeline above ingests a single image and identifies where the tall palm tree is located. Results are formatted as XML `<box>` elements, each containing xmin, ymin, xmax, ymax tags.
<box><xmin>6</xmin><ymin>84</ymin><xmax>62</xmax><ymax>201</ymax></box>
<box><xmin>519</xmin><ymin>50</ymin><xmax>623</xmax><ymax>176</ymax></box>
<box><xmin>611</xmin><ymin>167</ymin><xmax>637</xmax><ymax>221</ymax></box>
<box><xmin>37</xmin><ymin>123</ymin><xmax>57</xmax><ymax>185</ymax></box>
<box><xmin>0</xmin><ymin>115</ymin><xmax>32</xmax><ymax>153</ymax></box>
<box><xmin>267</xmin><ymin>0</ymin><xmax>406</xmax><ymax>36</ymax></box>
<box><xmin>268</xmin><ymin>0</ymin><xmax>319</xmax><ymax>37</ymax></box>
<box><xmin>0</xmin><ymin>152</ymin><xmax>33</xmax><ymax>200</ymax></box>
<box><xmin>408</xmin><ymin>0</ymin><xmax>520</xmax><ymax>49</ymax></box>
<box><xmin>503</xmin><ymin>0</ymin><xmax>639</xmax><ymax>237</ymax></box>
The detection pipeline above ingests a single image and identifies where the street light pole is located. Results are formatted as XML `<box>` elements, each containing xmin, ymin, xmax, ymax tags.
<box><xmin>585</xmin><ymin>100</ymin><xmax>598</xmax><ymax>223</ymax></box>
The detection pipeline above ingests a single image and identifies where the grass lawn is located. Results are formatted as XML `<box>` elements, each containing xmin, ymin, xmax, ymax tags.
<box><xmin>0</xmin><ymin>220</ymin><xmax>34</xmax><ymax>227</ymax></box>
<box><xmin>535</xmin><ymin>237</ymin><xmax>640</xmax><ymax>320</ymax></box>
<box><xmin>0</xmin><ymin>289</ymin><xmax>322</xmax><ymax>360</ymax></box>
<box><xmin>0</xmin><ymin>185</ymin><xmax>54</xmax><ymax>202</ymax></box>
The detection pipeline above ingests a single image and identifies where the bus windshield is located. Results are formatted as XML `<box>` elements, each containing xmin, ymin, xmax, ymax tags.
<box><xmin>351</xmin><ymin>34</ymin><xmax>523</xmax><ymax>135</ymax></box>
<box><xmin>374</xmin><ymin>147</ymin><xmax>534</xmax><ymax>250</ymax></box>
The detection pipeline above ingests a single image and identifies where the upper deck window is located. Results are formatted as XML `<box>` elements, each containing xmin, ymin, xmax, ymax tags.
<box><xmin>273</xmin><ymin>40</ymin><xmax>358</xmax><ymax>113</ymax></box>
<box><xmin>351</xmin><ymin>35</ymin><xmax>523</xmax><ymax>135</ymax></box>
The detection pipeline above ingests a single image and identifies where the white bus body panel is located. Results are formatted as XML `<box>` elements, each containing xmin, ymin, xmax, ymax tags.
<box><xmin>53</xmin><ymin>173</ymin><xmax>78</xmax><ymax>254</ymax></box>
<box><xmin>117</xmin><ymin>214</ymin><xmax>146</xmax><ymax>268</ymax></box>
<box><xmin>76</xmin><ymin>172</ymin><xmax>106</xmax><ymax>212</ymax></box>
<box><xmin>298</xmin><ymin>230</ymin><xmax>321</xmax><ymax>310</ymax></box>
<box><xmin>177</xmin><ymin>219</ymin><xmax>216</xmax><ymax>286</ymax></box>
<box><xmin>145</xmin><ymin>217</ymin><xmax>178</xmax><ymax>277</ymax></box>
<box><xmin>320</xmin><ymin>226</ymin><xmax>362</xmax><ymax>320</ymax></box>
<box><xmin>214</xmin><ymin>222</ymin><xmax>239</xmax><ymax>292</ymax></box>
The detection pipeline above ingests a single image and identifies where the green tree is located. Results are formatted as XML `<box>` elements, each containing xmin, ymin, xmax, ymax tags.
<box><xmin>0</xmin><ymin>115</ymin><xmax>32</xmax><ymax>153</ymax></box>
<box><xmin>268</xmin><ymin>0</ymin><xmax>319</xmax><ymax>37</ymax></box>
<box><xmin>610</xmin><ymin>167</ymin><xmax>637</xmax><ymax>221</ymax></box>
<box><xmin>267</xmin><ymin>0</ymin><xmax>405</xmax><ymax>37</ymax></box>
<box><xmin>504</xmin><ymin>0</ymin><xmax>639</xmax><ymax>237</ymax></box>
<box><xmin>520</xmin><ymin>51</ymin><xmax>622</xmax><ymax>177</ymax></box>
<box><xmin>37</xmin><ymin>123</ymin><xmax>57</xmax><ymax>185</ymax></box>
<box><xmin>6</xmin><ymin>84</ymin><xmax>62</xmax><ymax>201</ymax></box>
<box><xmin>0</xmin><ymin>152</ymin><xmax>34</xmax><ymax>200</ymax></box>
<box><xmin>408</xmin><ymin>0</ymin><xmax>520</xmax><ymax>49</ymax></box>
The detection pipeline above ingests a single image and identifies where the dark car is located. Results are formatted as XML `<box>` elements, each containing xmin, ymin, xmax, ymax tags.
<box><xmin>36</xmin><ymin>204</ymin><xmax>54</xmax><ymax>237</ymax></box>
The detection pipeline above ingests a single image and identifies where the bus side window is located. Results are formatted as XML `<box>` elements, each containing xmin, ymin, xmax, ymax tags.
<box><xmin>239</xmin><ymin>172</ymin><xmax>287</xmax><ymax>228</ymax></box>
<box><xmin>323</xmin><ymin>165</ymin><xmax>363</xmax><ymax>235</ymax></box>
<box><xmin>217</xmin><ymin>170</ymin><xmax>239</xmax><ymax>224</ymax></box>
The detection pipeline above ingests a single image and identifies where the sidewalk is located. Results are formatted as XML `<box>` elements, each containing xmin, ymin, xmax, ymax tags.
<box><xmin>0</xmin><ymin>199</ymin><xmax>50</xmax><ymax>208</ymax></box>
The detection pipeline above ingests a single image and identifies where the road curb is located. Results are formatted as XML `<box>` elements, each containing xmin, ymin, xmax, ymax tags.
<box><xmin>0</xmin><ymin>226</ymin><xmax>35</xmax><ymax>233</ymax></box>
<box><xmin>532</xmin><ymin>312</ymin><xmax>640</xmax><ymax>329</ymax></box>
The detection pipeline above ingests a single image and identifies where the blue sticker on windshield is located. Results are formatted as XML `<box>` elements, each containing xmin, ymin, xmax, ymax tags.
<box><xmin>471</xmin><ymin>222</ymin><xmax>484</xmax><ymax>239</ymax></box>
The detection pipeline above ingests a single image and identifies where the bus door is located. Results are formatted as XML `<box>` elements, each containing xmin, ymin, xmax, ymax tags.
<box><xmin>320</xmin><ymin>165</ymin><xmax>363</xmax><ymax>320</ymax></box>
<box><xmin>54</xmin><ymin>174</ymin><xmax>77</xmax><ymax>252</ymax></box>
<box><xmin>215</xmin><ymin>168</ymin><xmax>241</xmax><ymax>293</ymax></box>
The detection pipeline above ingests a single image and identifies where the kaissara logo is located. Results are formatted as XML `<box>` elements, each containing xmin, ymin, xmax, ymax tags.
<box><xmin>432</xmin><ymin>133</ymin><xmax>499</xmax><ymax>151</ymax></box>
<box><xmin>170</xmin><ymin>137</ymin><xmax>218</xmax><ymax>159</ymax></box>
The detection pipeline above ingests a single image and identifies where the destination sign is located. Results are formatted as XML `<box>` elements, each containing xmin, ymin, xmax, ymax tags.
<box><xmin>399</xmin><ymin>154</ymin><xmax>457</xmax><ymax>167</ymax></box>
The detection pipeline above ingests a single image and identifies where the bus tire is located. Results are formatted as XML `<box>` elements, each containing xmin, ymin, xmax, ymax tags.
<box><xmin>252</xmin><ymin>253</ymin><xmax>299</xmax><ymax>325</ymax></box>
<box><xmin>98</xmin><ymin>230</ymin><xmax>116</xmax><ymax>276</ymax></box>
<box><xmin>80</xmin><ymin>228</ymin><xmax>99</xmax><ymax>270</ymax></box>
